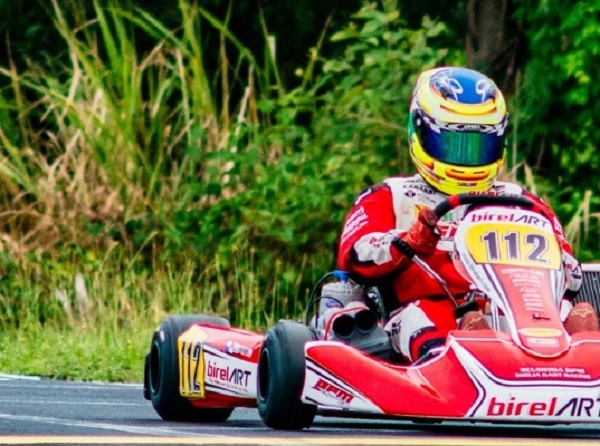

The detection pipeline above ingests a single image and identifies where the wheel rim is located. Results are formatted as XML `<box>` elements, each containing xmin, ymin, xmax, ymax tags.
<box><xmin>149</xmin><ymin>341</ymin><xmax>161</xmax><ymax>395</ymax></box>
<box><xmin>257</xmin><ymin>348</ymin><xmax>270</xmax><ymax>403</ymax></box>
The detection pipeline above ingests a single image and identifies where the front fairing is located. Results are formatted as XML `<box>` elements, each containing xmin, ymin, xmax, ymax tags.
<box><xmin>453</xmin><ymin>206</ymin><xmax>568</xmax><ymax>357</ymax></box>
<box><xmin>299</xmin><ymin>203</ymin><xmax>600</xmax><ymax>424</ymax></box>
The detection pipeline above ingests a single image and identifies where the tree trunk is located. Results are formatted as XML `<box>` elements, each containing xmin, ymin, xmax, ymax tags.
<box><xmin>466</xmin><ymin>0</ymin><xmax>523</xmax><ymax>93</ymax></box>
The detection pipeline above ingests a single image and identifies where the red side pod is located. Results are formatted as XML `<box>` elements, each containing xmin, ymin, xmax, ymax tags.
<box><xmin>304</xmin><ymin>342</ymin><xmax>479</xmax><ymax>417</ymax></box>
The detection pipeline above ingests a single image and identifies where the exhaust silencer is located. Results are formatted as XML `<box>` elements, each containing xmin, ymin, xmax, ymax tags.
<box><xmin>331</xmin><ymin>314</ymin><xmax>355</xmax><ymax>339</ymax></box>
<box><xmin>355</xmin><ymin>308</ymin><xmax>377</xmax><ymax>333</ymax></box>
<box><xmin>331</xmin><ymin>309</ymin><xmax>378</xmax><ymax>339</ymax></box>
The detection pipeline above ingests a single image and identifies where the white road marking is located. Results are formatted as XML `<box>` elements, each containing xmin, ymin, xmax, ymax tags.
<box><xmin>0</xmin><ymin>374</ymin><xmax>41</xmax><ymax>381</ymax></box>
<box><xmin>0</xmin><ymin>374</ymin><xmax>141</xmax><ymax>387</ymax></box>
<box><xmin>0</xmin><ymin>381</ymin><xmax>142</xmax><ymax>390</ymax></box>
<box><xmin>0</xmin><ymin>413</ymin><xmax>222</xmax><ymax>437</ymax></box>
<box><xmin>0</xmin><ymin>435</ymin><xmax>596</xmax><ymax>445</ymax></box>
<box><xmin>0</xmin><ymin>399</ymin><xmax>146</xmax><ymax>406</ymax></box>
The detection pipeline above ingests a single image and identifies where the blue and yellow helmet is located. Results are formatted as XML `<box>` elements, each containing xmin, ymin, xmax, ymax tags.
<box><xmin>408</xmin><ymin>67</ymin><xmax>508</xmax><ymax>195</ymax></box>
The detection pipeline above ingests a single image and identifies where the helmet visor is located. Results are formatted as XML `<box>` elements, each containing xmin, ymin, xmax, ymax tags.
<box><xmin>419</xmin><ymin>126</ymin><xmax>505</xmax><ymax>166</ymax></box>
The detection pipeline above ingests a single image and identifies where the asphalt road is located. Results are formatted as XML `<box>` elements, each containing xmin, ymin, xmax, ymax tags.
<box><xmin>1</xmin><ymin>374</ymin><xmax>600</xmax><ymax>445</ymax></box>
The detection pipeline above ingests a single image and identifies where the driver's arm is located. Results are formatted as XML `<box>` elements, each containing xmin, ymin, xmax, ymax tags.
<box><xmin>337</xmin><ymin>184</ymin><xmax>439</xmax><ymax>279</ymax></box>
<box><xmin>337</xmin><ymin>185</ymin><xmax>405</xmax><ymax>279</ymax></box>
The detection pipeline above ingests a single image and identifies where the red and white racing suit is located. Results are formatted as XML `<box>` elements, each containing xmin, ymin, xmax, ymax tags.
<box><xmin>337</xmin><ymin>174</ymin><xmax>582</xmax><ymax>362</ymax></box>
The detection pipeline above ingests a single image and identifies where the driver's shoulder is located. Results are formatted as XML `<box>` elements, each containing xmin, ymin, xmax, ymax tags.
<box><xmin>383</xmin><ymin>174</ymin><xmax>436</xmax><ymax>198</ymax></box>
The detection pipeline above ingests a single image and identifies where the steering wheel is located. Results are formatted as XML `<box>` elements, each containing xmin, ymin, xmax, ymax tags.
<box><xmin>397</xmin><ymin>193</ymin><xmax>539</xmax><ymax>318</ymax></box>
<box><xmin>433</xmin><ymin>193</ymin><xmax>537</xmax><ymax>221</ymax></box>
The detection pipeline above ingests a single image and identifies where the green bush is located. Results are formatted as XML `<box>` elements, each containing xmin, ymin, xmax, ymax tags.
<box><xmin>512</xmin><ymin>0</ymin><xmax>600</xmax><ymax>259</ymax></box>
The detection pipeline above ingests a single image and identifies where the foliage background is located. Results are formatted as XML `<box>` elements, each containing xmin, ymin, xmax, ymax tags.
<box><xmin>0</xmin><ymin>0</ymin><xmax>597</xmax><ymax>381</ymax></box>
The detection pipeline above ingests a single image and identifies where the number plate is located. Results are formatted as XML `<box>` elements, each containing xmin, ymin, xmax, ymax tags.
<box><xmin>464</xmin><ymin>222</ymin><xmax>561</xmax><ymax>269</ymax></box>
<box><xmin>178</xmin><ymin>326</ymin><xmax>207</xmax><ymax>398</ymax></box>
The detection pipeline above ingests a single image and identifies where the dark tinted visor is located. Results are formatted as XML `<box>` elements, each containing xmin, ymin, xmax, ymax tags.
<box><xmin>419</xmin><ymin>126</ymin><xmax>505</xmax><ymax>166</ymax></box>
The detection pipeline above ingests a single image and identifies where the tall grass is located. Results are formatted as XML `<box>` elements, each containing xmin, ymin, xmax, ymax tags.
<box><xmin>0</xmin><ymin>0</ymin><xmax>278</xmax><ymax>259</ymax></box>
<box><xmin>0</xmin><ymin>242</ymin><xmax>308</xmax><ymax>381</ymax></box>
<box><xmin>0</xmin><ymin>0</ymin><xmax>298</xmax><ymax>380</ymax></box>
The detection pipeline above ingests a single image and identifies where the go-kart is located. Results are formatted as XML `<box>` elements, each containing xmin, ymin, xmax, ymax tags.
<box><xmin>143</xmin><ymin>193</ymin><xmax>600</xmax><ymax>429</ymax></box>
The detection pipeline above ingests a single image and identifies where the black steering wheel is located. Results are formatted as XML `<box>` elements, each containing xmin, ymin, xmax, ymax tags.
<box><xmin>433</xmin><ymin>193</ymin><xmax>537</xmax><ymax>221</ymax></box>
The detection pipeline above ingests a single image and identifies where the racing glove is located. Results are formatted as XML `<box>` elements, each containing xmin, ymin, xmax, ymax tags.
<box><xmin>395</xmin><ymin>207</ymin><xmax>440</xmax><ymax>257</ymax></box>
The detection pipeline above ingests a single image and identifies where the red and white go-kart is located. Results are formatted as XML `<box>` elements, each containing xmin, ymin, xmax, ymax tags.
<box><xmin>143</xmin><ymin>193</ymin><xmax>600</xmax><ymax>429</ymax></box>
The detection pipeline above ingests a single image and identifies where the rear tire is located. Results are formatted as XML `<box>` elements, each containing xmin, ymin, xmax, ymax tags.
<box><xmin>257</xmin><ymin>320</ymin><xmax>317</xmax><ymax>430</ymax></box>
<box><xmin>147</xmin><ymin>314</ymin><xmax>234</xmax><ymax>422</ymax></box>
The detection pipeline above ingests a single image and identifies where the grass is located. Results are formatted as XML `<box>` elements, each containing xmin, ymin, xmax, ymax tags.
<box><xmin>0</xmin><ymin>324</ymin><xmax>151</xmax><ymax>382</ymax></box>
<box><xmin>0</xmin><ymin>0</ymin><xmax>311</xmax><ymax>383</ymax></box>
<box><xmin>0</xmin><ymin>246</ymin><xmax>305</xmax><ymax>382</ymax></box>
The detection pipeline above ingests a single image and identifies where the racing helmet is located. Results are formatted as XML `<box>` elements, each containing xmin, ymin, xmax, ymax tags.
<box><xmin>408</xmin><ymin>67</ymin><xmax>508</xmax><ymax>195</ymax></box>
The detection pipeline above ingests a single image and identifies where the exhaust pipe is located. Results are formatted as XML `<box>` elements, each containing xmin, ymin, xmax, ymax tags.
<box><xmin>355</xmin><ymin>309</ymin><xmax>377</xmax><ymax>333</ymax></box>
<box><xmin>331</xmin><ymin>309</ymin><xmax>378</xmax><ymax>339</ymax></box>
<box><xmin>332</xmin><ymin>314</ymin><xmax>355</xmax><ymax>339</ymax></box>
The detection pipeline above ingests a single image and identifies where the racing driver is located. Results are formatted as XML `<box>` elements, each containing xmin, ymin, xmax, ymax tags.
<box><xmin>337</xmin><ymin>66</ymin><xmax>598</xmax><ymax>364</ymax></box>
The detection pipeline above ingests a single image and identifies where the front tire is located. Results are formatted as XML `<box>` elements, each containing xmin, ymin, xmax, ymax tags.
<box><xmin>257</xmin><ymin>320</ymin><xmax>317</xmax><ymax>430</ymax></box>
<box><xmin>147</xmin><ymin>314</ymin><xmax>234</xmax><ymax>422</ymax></box>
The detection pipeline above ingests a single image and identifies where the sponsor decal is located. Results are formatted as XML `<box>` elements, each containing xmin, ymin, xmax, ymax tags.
<box><xmin>403</xmin><ymin>177</ymin><xmax>425</xmax><ymax>185</ymax></box>
<box><xmin>504</xmin><ymin>269</ymin><xmax>544</xmax><ymax>280</ymax></box>
<box><xmin>408</xmin><ymin>185</ymin><xmax>435</xmax><ymax>195</ymax></box>
<box><xmin>201</xmin><ymin>350</ymin><xmax>257</xmax><ymax>396</ymax></box>
<box><xmin>449</xmin><ymin>123</ymin><xmax>489</xmax><ymax>131</ymax></box>
<box><xmin>313</xmin><ymin>378</ymin><xmax>354</xmax><ymax>405</ymax></box>
<box><xmin>322</xmin><ymin>298</ymin><xmax>343</xmax><ymax>309</ymax></box>
<box><xmin>515</xmin><ymin>366</ymin><xmax>591</xmax><ymax>380</ymax></box>
<box><xmin>467</xmin><ymin>190</ymin><xmax>499</xmax><ymax>196</ymax></box>
<box><xmin>467</xmin><ymin>211</ymin><xmax>550</xmax><ymax>229</ymax></box>
<box><xmin>206</xmin><ymin>360</ymin><xmax>252</xmax><ymax>388</ymax></box>
<box><xmin>367</xmin><ymin>235</ymin><xmax>384</xmax><ymax>247</ymax></box>
<box><xmin>524</xmin><ymin>336</ymin><xmax>560</xmax><ymax>348</ymax></box>
<box><xmin>340</xmin><ymin>206</ymin><xmax>368</xmax><ymax>242</ymax></box>
<box><xmin>224</xmin><ymin>341</ymin><xmax>253</xmax><ymax>358</ymax></box>
<box><xmin>486</xmin><ymin>396</ymin><xmax>600</xmax><ymax>417</ymax></box>
<box><xmin>438</xmin><ymin>221</ymin><xmax>457</xmax><ymax>241</ymax></box>
<box><xmin>519</xmin><ymin>327</ymin><xmax>563</xmax><ymax>338</ymax></box>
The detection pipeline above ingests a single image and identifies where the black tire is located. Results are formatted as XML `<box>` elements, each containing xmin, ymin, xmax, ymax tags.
<box><xmin>257</xmin><ymin>320</ymin><xmax>317</xmax><ymax>430</ymax></box>
<box><xmin>147</xmin><ymin>314</ymin><xmax>234</xmax><ymax>422</ymax></box>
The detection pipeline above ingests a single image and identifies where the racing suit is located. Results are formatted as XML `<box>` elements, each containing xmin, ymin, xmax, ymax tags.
<box><xmin>337</xmin><ymin>174</ymin><xmax>583</xmax><ymax>362</ymax></box>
